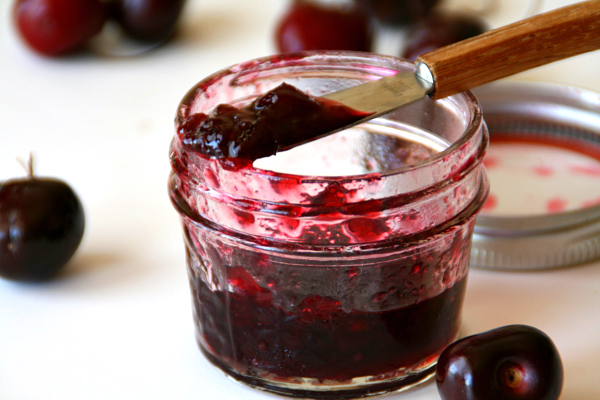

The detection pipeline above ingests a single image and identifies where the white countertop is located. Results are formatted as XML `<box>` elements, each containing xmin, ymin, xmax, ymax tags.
<box><xmin>1</xmin><ymin>0</ymin><xmax>599</xmax><ymax>399</ymax></box>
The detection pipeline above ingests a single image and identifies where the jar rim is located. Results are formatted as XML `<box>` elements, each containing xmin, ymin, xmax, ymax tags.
<box><xmin>174</xmin><ymin>50</ymin><xmax>485</xmax><ymax>183</ymax></box>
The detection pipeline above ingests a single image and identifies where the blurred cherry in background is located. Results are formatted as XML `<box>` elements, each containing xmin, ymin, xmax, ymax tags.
<box><xmin>402</xmin><ymin>11</ymin><xmax>488</xmax><ymax>60</ymax></box>
<box><xmin>355</xmin><ymin>0</ymin><xmax>441</xmax><ymax>26</ymax></box>
<box><xmin>14</xmin><ymin>0</ymin><xmax>107</xmax><ymax>56</ymax></box>
<box><xmin>275</xmin><ymin>0</ymin><xmax>373</xmax><ymax>53</ymax></box>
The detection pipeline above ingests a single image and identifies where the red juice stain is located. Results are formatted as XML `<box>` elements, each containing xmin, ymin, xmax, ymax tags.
<box><xmin>482</xmin><ymin>155</ymin><xmax>500</xmax><ymax>169</ymax></box>
<box><xmin>481</xmin><ymin>192</ymin><xmax>498</xmax><ymax>212</ymax></box>
<box><xmin>582</xmin><ymin>197</ymin><xmax>600</xmax><ymax>208</ymax></box>
<box><xmin>547</xmin><ymin>197</ymin><xmax>568</xmax><ymax>213</ymax></box>
<box><xmin>533</xmin><ymin>165</ymin><xmax>554</xmax><ymax>177</ymax></box>
<box><xmin>569</xmin><ymin>165</ymin><xmax>600</xmax><ymax>176</ymax></box>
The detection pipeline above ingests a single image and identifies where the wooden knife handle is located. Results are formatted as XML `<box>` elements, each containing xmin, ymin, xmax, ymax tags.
<box><xmin>417</xmin><ymin>0</ymin><xmax>600</xmax><ymax>100</ymax></box>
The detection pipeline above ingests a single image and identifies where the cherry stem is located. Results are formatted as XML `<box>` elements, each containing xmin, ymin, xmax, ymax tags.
<box><xmin>17</xmin><ymin>153</ymin><xmax>35</xmax><ymax>178</ymax></box>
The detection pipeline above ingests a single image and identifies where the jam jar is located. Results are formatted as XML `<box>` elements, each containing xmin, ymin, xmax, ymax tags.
<box><xmin>169</xmin><ymin>51</ymin><xmax>489</xmax><ymax>398</ymax></box>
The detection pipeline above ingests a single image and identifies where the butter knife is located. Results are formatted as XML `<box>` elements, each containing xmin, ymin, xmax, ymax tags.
<box><xmin>323</xmin><ymin>0</ymin><xmax>600</xmax><ymax>120</ymax></box>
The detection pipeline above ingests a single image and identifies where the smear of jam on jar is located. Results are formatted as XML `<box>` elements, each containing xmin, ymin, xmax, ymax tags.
<box><xmin>178</xmin><ymin>83</ymin><xmax>372</xmax><ymax>160</ymax></box>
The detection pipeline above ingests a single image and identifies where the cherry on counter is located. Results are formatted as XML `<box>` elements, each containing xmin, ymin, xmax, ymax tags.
<box><xmin>436</xmin><ymin>325</ymin><xmax>564</xmax><ymax>400</ymax></box>
<box><xmin>0</xmin><ymin>160</ymin><xmax>85</xmax><ymax>281</ymax></box>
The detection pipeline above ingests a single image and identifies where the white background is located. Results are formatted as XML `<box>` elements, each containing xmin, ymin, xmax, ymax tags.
<box><xmin>1</xmin><ymin>0</ymin><xmax>599</xmax><ymax>399</ymax></box>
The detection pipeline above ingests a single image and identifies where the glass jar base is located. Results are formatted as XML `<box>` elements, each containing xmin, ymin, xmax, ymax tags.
<box><xmin>201</xmin><ymin>347</ymin><xmax>436</xmax><ymax>399</ymax></box>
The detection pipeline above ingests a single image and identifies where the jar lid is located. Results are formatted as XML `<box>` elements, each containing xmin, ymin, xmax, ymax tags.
<box><xmin>470</xmin><ymin>81</ymin><xmax>600</xmax><ymax>270</ymax></box>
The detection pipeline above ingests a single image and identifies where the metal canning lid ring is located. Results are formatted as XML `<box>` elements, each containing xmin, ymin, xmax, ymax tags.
<box><xmin>471</xmin><ymin>81</ymin><xmax>600</xmax><ymax>269</ymax></box>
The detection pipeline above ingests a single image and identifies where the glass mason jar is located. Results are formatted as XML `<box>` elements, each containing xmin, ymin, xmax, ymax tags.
<box><xmin>169</xmin><ymin>51</ymin><xmax>489</xmax><ymax>399</ymax></box>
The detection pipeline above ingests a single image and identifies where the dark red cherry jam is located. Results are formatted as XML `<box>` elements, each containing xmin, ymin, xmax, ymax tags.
<box><xmin>191</xmin><ymin>265</ymin><xmax>467</xmax><ymax>384</ymax></box>
<box><xmin>178</xmin><ymin>83</ymin><xmax>371</xmax><ymax>161</ymax></box>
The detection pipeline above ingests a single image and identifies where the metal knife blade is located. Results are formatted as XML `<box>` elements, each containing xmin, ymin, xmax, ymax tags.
<box><xmin>322</xmin><ymin>70</ymin><xmax>434</xmax><ymax>116</ymax></box>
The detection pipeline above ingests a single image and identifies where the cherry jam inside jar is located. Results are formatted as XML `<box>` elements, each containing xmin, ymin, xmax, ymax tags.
<box><xmin>169</xmin><ymin>51</ymin><xmax>489</xmax><ymax>398</ymax></box>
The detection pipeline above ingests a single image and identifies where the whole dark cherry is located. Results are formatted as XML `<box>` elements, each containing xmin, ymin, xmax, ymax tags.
<box><xmin>14</xmin><ymin>0</ymin><xmax>107</xmax><ymax>56</ymax></box>
<box><xmin>275</xmin><ymin>0</ymin><xmax>372</xmax><ymax>53</ymax></box>
<box><xmin>436</xmin><ymin>325</ymin><xmax>564</xmax><ymax>400</ymax></box>
<box><xmin>109</xmin><ymin>0</ymin><xmax>187</xmax><ymax>42</ymax></box>
<box><xmin>0</xmin><ymin>162</ymin><xmax>85</xmax><ymax>281</ymax></box>
<box><xmin>354</xmin><ymin>0</ymin><xmax>440</xmax><ymax>26</ymax></box>
<box><xmin>402</xmin><ymin>11</ymin><xmax>487</xmax><ymax>60</ymax></box>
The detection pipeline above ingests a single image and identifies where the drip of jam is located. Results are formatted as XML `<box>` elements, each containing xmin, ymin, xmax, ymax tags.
<box><xmin>178</xmin><ymin>83</ymin><xmax>372</xmax><ymax>160</ymax></box>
